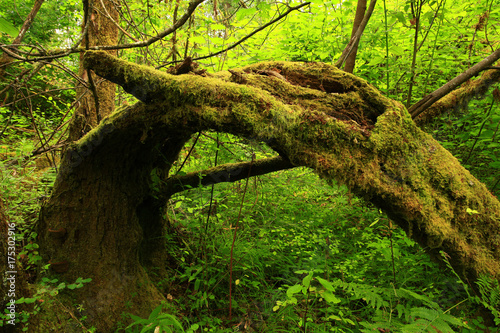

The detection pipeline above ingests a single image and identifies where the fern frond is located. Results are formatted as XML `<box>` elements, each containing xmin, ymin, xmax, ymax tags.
<box><xmin>401</xmin><ymin>307</ymin><xmax>466</xmax><ymax>333</ymax></box>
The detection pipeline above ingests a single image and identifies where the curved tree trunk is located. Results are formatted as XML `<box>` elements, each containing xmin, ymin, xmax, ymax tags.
<box><xmin>37</xmin><ymin>109</ymin><xmax>192</xmax><ymax>331</ymax></box>
<box><xmin>37</xmin><ymin>51</ymin><xmax>500</xmax><ymax>331</ymax></box>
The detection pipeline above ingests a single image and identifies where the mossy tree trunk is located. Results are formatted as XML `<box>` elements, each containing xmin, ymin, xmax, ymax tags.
<box><xmin>37</xmin><ymin>51</ymin><xmax>500</xmax><ymax>332</ymax></box>
<box><xmin>37</xmin><ymin>106</ymin><xmax>194</xmax><ymax>331</ymax></box>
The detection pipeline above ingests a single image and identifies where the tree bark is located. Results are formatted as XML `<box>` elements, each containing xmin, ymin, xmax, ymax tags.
<box><xmin>37</xmin><ymin>51</ymin><xmax>500</xmax><ymax>331</ymax></box>
<box><xmin>344</xmin><ymin>0</ymin><xmax>367</xmax><ymax>73</ymax></box>
<box><xmin>335</xmin><ymin>0</ymin><xmax>376</xmax><ymax>69</ymax></box>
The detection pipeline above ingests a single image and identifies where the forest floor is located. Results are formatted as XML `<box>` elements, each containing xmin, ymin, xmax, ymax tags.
<box><xmin>1</xmin><ymin>137</ymin><xmax>499</xmax><ymax>332</ymax></box>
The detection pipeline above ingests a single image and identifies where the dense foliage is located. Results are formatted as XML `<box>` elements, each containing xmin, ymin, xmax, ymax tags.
<box><xmin>0</xmin><ymin>0</ymin><xmax>499</xmax><ymax>331</ymax></box>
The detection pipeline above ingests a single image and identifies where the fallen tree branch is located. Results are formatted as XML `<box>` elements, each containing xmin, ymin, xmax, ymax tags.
<box><xmin>159</xmin><ymin>156</ymin><xmax>294</xmax><ymax>199</ymax></box>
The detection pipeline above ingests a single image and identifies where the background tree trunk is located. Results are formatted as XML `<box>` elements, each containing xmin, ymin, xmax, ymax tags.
<box><xmin>344</xmin><ymin>0</ymin><xmax>366</xmax><ymax>73</ymax></box>
<box><xmin>67</xmin><ymin>0</ymin><xmax>119</xmax><ymax>142</ymax></box>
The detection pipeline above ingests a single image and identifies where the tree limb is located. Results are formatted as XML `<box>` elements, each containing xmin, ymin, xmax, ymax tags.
<box><xmin>410</xmin><ymin>48</ymin><xmax>500</xmax><ymax>121</ymax></box>
<box><xmin>89</xmin><ymin>0</ymin><xmax>206</xmax><ymax>50</ymax></box>
<box><xmin>344</xmin><ymin>0</ymin><xmax>367</xmax><ymax>73</ymax></box>
<box><xmin>187</xmin><ymin>2</ymin><xmax>311</xmax><ymax>63</ymax></box>
<box><xmin>0</xmin><ymin>0</ymin><xmax>205</xmax><ymax>62</ymax></box>
<box><xmin>0</xmin><ymin>0</ymin><xmax>45</xmax><ymax>74</ymax></box>
<box><xmin>158</xmin><ymin>156</ymin><xmax>295</xmax><ymax>199</ymax></box>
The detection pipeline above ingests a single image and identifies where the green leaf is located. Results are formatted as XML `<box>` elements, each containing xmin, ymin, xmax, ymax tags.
<box><xmin>0</xmin><ymin>17</ymin><xmax>18</xmax><ymax>37</ymax></box>
<box><xmin>190</xmin><ymin>35</ymin><xmax>206</xmax><ymax>44</ymax></box>
<box><xmin>316</xmin><ymin>277</ymin><xmax>335</xmax><ymax>291</ymax></box>
<box><xmin>287</xmin><ymin>284</ymin><xmax>302</xmax><ymax>298</ymax></box>
<box><xmin>236</xmin><ymin>7</ymin><xmax>256</xmax><ymax>21</ymax></box>
<box><xmin>390</xmin><ymin>44</ymin><xmax>405</xmax><ymax>56</ymax></box>
<box><xmin>148</xmin><ymin>304</ymin><xmax>163</xmax><ymax>320</ymax></box>
<box><xmin>210</xmin><ymin>23</ymin><xmax>226</xmax><ymax>30</ymax></box>
<box><xmin>466</xmin><ymin>207</ymin><xmax>479</xmax><ymax>215</ymax></box>
<box><xmin>16</xmin><ymin>297</ymin><xmax>37</xmax><ymax>304</ymax></box>
<box><xmin>322</xmin><ymin>290</ymin><xmax>341</xmax><ymax>304</ymax></box>
<box><xmin>302</xmin><ymin>271</ymin><xmax>313</xmax><ymax>289</ymax></box>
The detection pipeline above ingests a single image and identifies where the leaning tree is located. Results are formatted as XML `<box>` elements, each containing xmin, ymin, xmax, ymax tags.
<box><xmin>34</xmin><ymin>50</ymin><xmax>500</xmax><ymax>332</ymax></box>
<box><xmin>1</xmin><ymin>0</ymin><xmax>499</xmax><ymax>331</ymax></box>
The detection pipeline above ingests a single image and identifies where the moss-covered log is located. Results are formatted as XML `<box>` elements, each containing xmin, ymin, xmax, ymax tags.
<box><xmin>37</xmin><ymin>50</ymin><xmax>500</xmax><ymax>332</ymax></box>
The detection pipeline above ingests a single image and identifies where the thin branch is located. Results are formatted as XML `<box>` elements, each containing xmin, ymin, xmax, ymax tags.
<box><xmin>410</xmin><ymin>47</ymin><xmax>500</xmax><ymax>119</ymax></box>
<box><xmin>159</xmin><ymin>156</ymin><xmax>295</xmax><ymax>200</ymax></box>
<box><xmin>89</xmin><ymin>0</ymin><xmax>206</xmax><ymax>50</ymax></box>
<box><xmin>179</xmin><ymin>2</ymin><xmax>311</xmax><ymax>65</ymax></box>
<box><xmin>0</xmin><ymin>0</ymin><xmax>45</xmax><ymax>71</ymax></box>
<box><xmin>0</xmin><ymin>0</ymin><xmax>205</xmax><ymax>63</ymax></box>
<box><xmin>97</xmin><ymin>0</ymin><xmax>139</xmax><ymax>42</ymax></box>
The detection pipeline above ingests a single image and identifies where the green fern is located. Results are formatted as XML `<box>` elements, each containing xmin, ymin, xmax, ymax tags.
<box><xmin>332</xmin><ymin>280</ymin><xmax>389</xmax><ymax>310</ymax></box>
<box><xmin>397</xmin><ymin>288</ymin><xmax>440</xmax><ymax>310</ymax></box>
<box><xmin>332</xmin><ymin>279</ymin><xmax>466</xmax><ymax>332</ymax></box>
<box><xmin>475</xmin><ymin>275</ymin><xmax>500</xmax><ymax>325</ymax></box>
<box><xmin>401</xmin><ymin>307</ymin><xmax>466</xmax><ymax>333</ymax></box>
<box><xmin>440</xmin><ymin>251</ymin><xmax>500</xmax><ymax>325</ymax></box>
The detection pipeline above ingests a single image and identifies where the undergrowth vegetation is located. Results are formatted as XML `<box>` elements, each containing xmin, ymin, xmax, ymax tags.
<box><xmin>1</xmin><ymin>133</ymin><xmax>499</xmax><ymax>332</ymax></box>
<box><xmin>115</xmin><ymin>134</ymin><xmax>499</xmax><ymax>332</ymax></box>
<box><xmin>1</xmin><ymin>133</ymin><xmax>500</xmax><ymax>332</ymax></box>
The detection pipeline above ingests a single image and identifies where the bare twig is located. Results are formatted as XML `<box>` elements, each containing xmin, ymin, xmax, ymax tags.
<box><xmin>0</xmin><ymin>0</ymin><xmax>205</xmax><ymax>63</ymax></box>
<box><xmin>98</xmin><ymin>0</ymin><xmax>138</xmax><ymax>42</ymax></box>
<box><xmin>0</xmin><ymin>0</ymin><xmax>45</xmax><ymax>73</ymax></box>
<box><xmin>90</xmin><ymin>0</ymin><xmax>206</xmax><ymax>50</ymax></box>
<box><xmin>183</xmin><ymin>2</ymin><xmax>311</xmax><ymax>64</ymax></box>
